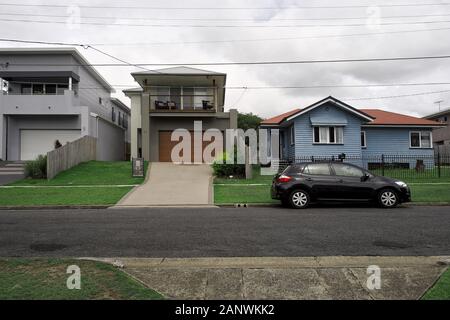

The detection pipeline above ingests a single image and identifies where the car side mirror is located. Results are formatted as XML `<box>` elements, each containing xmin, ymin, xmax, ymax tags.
<box><xmin>361</xmin><ymin>173</ymin><xmax>370</xmax><ymax>182</ymax></box>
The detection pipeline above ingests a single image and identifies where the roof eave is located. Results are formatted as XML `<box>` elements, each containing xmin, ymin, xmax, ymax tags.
<box><xmin>285</xmin><ymin>96</ymin><xmax>374</xmax><ymax>123</ymax></box>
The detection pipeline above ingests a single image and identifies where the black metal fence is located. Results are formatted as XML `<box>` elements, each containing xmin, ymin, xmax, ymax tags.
<box><xmin>277</xmin><ymin>153</ymin><xmax>450</xmax><ymax>181</ymax></box>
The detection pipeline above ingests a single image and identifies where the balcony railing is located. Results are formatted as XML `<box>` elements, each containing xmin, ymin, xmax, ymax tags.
<box><xmin>150</xmin><ymin>94</ymin><xmax>216</xmax><ymax>112</ymax></box>
<box><xmin>0</xmin><ymin>89</ymin><xmax>79</xmax><ymax>114</ymax></box>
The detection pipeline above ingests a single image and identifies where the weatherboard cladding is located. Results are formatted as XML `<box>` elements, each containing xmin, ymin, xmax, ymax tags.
<box><xmin>362</xmin><ymin>127</ymin><xmax>434</xmax><ymax>156</ymax></box>
<box><xmin>292</xmin><ymin>102</ymin><xmax>364</xmax><ymax>159</ymax></box>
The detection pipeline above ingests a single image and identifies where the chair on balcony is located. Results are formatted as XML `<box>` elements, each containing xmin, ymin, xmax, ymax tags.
<box><xmin>155</xmin><ymin>100</ymin><xmax>168</xmax><ymax>110</ymax></box>
<box><xmin>202</xmin><ymin>100</ymin><xmax>214</xmax><ymax>110</ymax></box>
<box><xmin>167</xmin><ymin>101</ymin><xmax>177</xmax><ymax>110</ymax></box>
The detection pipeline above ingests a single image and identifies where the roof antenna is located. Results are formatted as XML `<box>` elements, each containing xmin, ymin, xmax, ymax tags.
<box><xmin>434</xmin><ymin>100</ymin><xmax>444</xmax><ymax>112</ymax></box>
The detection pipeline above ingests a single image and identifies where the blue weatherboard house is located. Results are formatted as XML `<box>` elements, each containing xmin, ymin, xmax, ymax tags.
<box><xmin>260</xmin><ymin>96</ymin><xmax>443</xmax><ymax>168</ymax></box>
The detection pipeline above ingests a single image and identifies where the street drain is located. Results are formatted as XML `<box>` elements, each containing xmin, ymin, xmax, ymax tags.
<box><xmin>30</xmin><ymin>243</ymin><xmax>67</xmax><ymax>252</ymax></box>
<box><xmin>373</xmin><ymin>241</ymin><xmax>411</xmax><ymax>249</ymax></box>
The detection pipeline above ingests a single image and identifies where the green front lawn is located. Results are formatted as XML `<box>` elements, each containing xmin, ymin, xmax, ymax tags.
<box><xmin>214</xmin><ymin>166</ymin><xmax>450</xmax><ymax>186</ymax></box>
<box><xmin>422</xmin><ymin>268</ymin><xmax>450</xmax><ymax>300</ymax></box>
<box><xmin>214</xmin><ymin>185</ymin><xmax>278</xmax><ymax>205</ymax></box>
<box><xmin>214</xmin><ymin>184</ymin><xmax>450</xmax><ymax>205</ymax></box>
<box><xmin>370</xmin><ymin>167</ymin><xmax>450</xmax><ymax>184</ymax></box>
<box><xmin>0</xmin><ymin>259</ymin><xmax>163</xmax><ymax>300</ymax></box>
<box><xmin>214</xmin><ymin>166</ymin><xmax>450</xmax><ymax>204</ymax></box>
<box><xmin>0</xmin><ymin>187</ymin><xmax>132</xmax><ymax>206</ymax></box>
<box><xmin>410</xmin><ymin>184</ymin><xmax>450</xmax><ymax>203</ymax></box>
<box><xmin>10</xmin><ymin>161</ymin><xmax>148</xmax><ymax>186</ymax></box>
<box><xmin>0</xmin><ymin>161</ymin><xmax>148</xmax><ymax>206</ymax></box>
<box><xmin>214</xmin><ymin>166</ymin><xmax>274</xmax><ymax>185</ymax></box>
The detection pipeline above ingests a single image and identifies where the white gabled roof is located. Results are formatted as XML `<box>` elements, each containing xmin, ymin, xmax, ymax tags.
<box><xmin>132</xmin><ymin>66</ymin><xmax>226</xmax><ymax>76</ymax></box>
<box><xmin>0</xmin><ymin>47</ymin><xmax>114</xmax><ymax>93</ymax></box>
<box><xmin>285</xmin><ymin>96</ymin><xmax>374</xmax><ymax>122</ymax></box>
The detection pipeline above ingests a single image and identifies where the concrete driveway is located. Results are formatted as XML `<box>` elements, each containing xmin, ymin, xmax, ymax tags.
<box><xmin>116</xmin><ymin>162</ymin><xmax>213</xmax><ymax>207</ymax></box>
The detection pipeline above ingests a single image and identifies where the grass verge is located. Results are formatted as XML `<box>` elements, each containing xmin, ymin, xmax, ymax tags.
<box><xmin>214</xmin><ymin>184</ymin><xmax>450</xmax><ymax>205</ymax></box>
<box><xmin>0</xmin><ymin>186</ymin><xmax>132</xmax><ymax>206</ymax></box>
<box><xmin>10</xmin><ymin>161</ymin><xmax>148</xmax><ymax>186</ymax></box>
<box><xmin>0</xmin><ymin>258</ymin><xmax>163</xmax><ymax>300</ymax></box>
<box><xmin>422</xmin><ymin>268</ymin><xmax>450</xmax><ymax>300</ymax></box>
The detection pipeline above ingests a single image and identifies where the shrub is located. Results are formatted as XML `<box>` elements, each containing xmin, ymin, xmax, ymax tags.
<box><xmin>211</xmin><ymin>150</ymin><xmax>245</xmax><ymax>178</ymax></box>
<box><xmin>25</xmin><ymin>155</ymin><xmax>47</xmax><ymax>179</ymax></box>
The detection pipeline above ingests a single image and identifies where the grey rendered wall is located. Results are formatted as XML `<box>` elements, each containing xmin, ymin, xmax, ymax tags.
<box><xmin>432</xmin><ymin>125</ymin><xmax>450</xmax><ymax>145</ymax></box>
<box><xmin>96</xmin><ymin>117</ymin><xmax>125</xmax><ymax>161</ymax></box>
<box><xmin>74</xmin><ymin>57</ymin><xmax>114</xmax><ymax>120</ymax></box>
<box><xmin>0</xmin><ymin>53</ymin><xmax>77</xmax><ymax>74</ymax></box>
<box><xmin>6</xmin><ymin>115</ymin><xmax>81</xmax><ymax>160</ymax></box>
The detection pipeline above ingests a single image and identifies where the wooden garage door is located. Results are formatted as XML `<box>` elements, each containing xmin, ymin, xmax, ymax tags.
<box><xmin>158</xmin><ymin>131</ymin><xmax>216</xmax><ymax>162</ymax></box>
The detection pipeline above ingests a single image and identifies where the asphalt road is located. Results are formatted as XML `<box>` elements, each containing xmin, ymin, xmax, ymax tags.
<box><xmin>0</xmin><ymin>205</ymin><xmax>449</xmax><ymax>257</ymax></box>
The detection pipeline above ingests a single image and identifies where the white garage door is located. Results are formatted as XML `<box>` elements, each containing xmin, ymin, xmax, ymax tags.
<box><xmin>20</xmin><ymin>129</ymin><xmax>81</xmax><ymax>160</ymax></box>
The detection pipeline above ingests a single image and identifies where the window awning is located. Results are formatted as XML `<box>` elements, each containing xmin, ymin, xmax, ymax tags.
<box><xmin>310</xmin><ymin>114</ymin><xmax>348</xmax><ymax>126</ymax></box>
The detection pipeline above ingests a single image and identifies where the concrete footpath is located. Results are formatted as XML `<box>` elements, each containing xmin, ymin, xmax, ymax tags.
<box><xmin>92</xmin><ymin>256</ymin><xmax>450</xmax><ymax>300</ymax></box>
<box><xmin>115</xmin><ymin>163</ymin><xmax>214</xmax><ymax>207</ymax></box>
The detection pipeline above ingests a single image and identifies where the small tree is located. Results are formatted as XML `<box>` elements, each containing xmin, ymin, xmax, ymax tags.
<box><xmin>237</xmin><ymin>112</ymin><xmax>263</xmax><ymax>131</ymax></box>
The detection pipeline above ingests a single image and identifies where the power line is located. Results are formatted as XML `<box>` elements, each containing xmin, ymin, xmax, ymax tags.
<box><xmin>56</xmin><ymin>82</ymin><xmax>450</xmax><ymax>90</ymax></box>
<box><xmin>89</xmin><ymin>27</ymin><xmax>450</xmax><ymax>46</ymax></box>
<box><xmin>0</xmin><ymin>38</ymin><xmax>158</xmax><ymax>73</ymax></box>
<box><xmin>3</xmin><ymin>17</ymin><xmax>450</xmax><ymax>28</ymax></box>
<box><xmin>5</xmin><ymin>28</ymin><xmax>450</xmax><ymax>49</ymax></box>
<box><xmin>1</xmin><ymin>2</ymin><xmax>450</xmax><ymax>10</ymax></box>
<box><xmin>3</xmin><ymin>54</ymin><xmax>450</xmax><ymax>67</ymax></box>
<box><xmin>225</xmin><ymin>83</ymin><xmax>450</xmax><ymax>89</ymax></box>
<box><xmin>345</xmin><ymin>89</ymin><xmax>450</xmax><ymax>100</ymax></box>
<box><xmin>2</xmin><ymin>38</ymin><xmax>450</xmax><ymax>66</ymax></box>
<box><xmin>3</xmin><ymin>11</ymin><xmax>450</xmax><ymax>22</ymax></box>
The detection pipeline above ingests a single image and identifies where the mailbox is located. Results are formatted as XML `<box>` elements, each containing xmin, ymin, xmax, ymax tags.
<box><xmin>132</xmin><ymin>158</ymin><xmax>145</xmax><ymax>177</ymax></box>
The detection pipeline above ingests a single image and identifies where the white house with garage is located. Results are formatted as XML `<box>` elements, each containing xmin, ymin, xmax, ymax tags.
<box><xmin>0</xmin><ymin>47</ymin><xmax>129</xmax><ymax>161</ymax></box>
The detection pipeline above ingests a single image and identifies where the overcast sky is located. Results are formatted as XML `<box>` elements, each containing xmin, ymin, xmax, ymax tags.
<box><xmin>2</xmin><ymin>0</ymin><xmax>450</xmax><ymax>118</ymax></box>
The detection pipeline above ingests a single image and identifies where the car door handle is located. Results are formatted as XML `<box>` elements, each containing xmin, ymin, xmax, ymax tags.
<box><xmin>305</xmin><ymin>178</ymin><xmax>313</xmax><ymax>182</ymax></box>
<box><xmin>338</xmin><ymin>179</ymin><xmax>344</xmax><ymax>183</ymax></box>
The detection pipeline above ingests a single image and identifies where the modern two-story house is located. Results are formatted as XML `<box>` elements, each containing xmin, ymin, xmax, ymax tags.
<box><xmin>260</xmin><ymin>96</ymin><xmax>443</xmax><ymax>168</ymax></box>
<box><xmin>124</xmin><ymin>66</ymin><xmax>237</xmax><ymax>162</ymax></box>
<box><xmin>0</xmin><ymin>48</ymin><xmax>129</xmax><ymax>161</ymax></box>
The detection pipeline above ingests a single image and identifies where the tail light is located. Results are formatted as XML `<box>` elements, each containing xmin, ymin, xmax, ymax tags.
<box><xmin>277</xmin><ymin>175</ymin><xmax>292</xmax><ymax>183</ymax></box>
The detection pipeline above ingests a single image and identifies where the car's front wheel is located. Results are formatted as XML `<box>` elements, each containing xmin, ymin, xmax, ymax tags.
<box><xmin>289</xmin><ymin>190</ymin><xmax>310</xmax><ymax>209</ymax></box>
<box><xmin>378</xmin><ymin>189</ymin><xmax>399</xmax><ymax>208</ymax></box>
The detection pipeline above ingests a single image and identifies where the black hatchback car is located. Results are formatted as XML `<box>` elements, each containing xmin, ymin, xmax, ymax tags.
<box><xmin>271</xmin><ymin>162</ymin><xmax>411</xmax><ymax>209</ymax></box>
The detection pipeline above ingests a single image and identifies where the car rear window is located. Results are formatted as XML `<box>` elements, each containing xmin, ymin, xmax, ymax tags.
<box><xmin>303</xmin><ymin>163</ymin><xmax>331</xmax><ymax>175</ymax></box>
<box><xmin>284</xmin><ymin>164</ymin><xmax>305</xmax><ymax>175</ymax></box>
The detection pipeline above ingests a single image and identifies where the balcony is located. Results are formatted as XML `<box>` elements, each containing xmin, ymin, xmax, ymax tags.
<box><xmin>148</xmin><ymin>86</ymin><xmax>218</xmax><ymax>113</ymax></box>
<box><xmin>0</xmin><ymin>89</ymin><xmax>80</xmax><ymax>115</ymax></box>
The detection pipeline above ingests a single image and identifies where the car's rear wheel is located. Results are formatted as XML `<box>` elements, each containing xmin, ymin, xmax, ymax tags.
<box><xmin>378</xmin><ymin>189</ymin><xmax>399</xmax><ymax>208</ymax></box>
<box><xmin>289</xmin><ymin>190</ymin><xmax>310</xmax><ymax>209</ymax></box>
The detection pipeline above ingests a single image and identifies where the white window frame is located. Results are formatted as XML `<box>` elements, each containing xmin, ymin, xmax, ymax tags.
<box><xmin>410</xmin><ymin>131</ymin><xmax>433</xmax><ymax>149</ymax></box>
<box><xmin>313</xmin><ymin>126</ymin><xmax>344</xmax><ymax>144</ymax></box>
<box><xmin>361</xmin><ymin>131</ymin><xmax>366</xmax><ymax>148</ymax></box>
<box><xmin>290</xmin><ymin>126</ymin><xmax>295</xmax><ymax>145</ymax></box>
